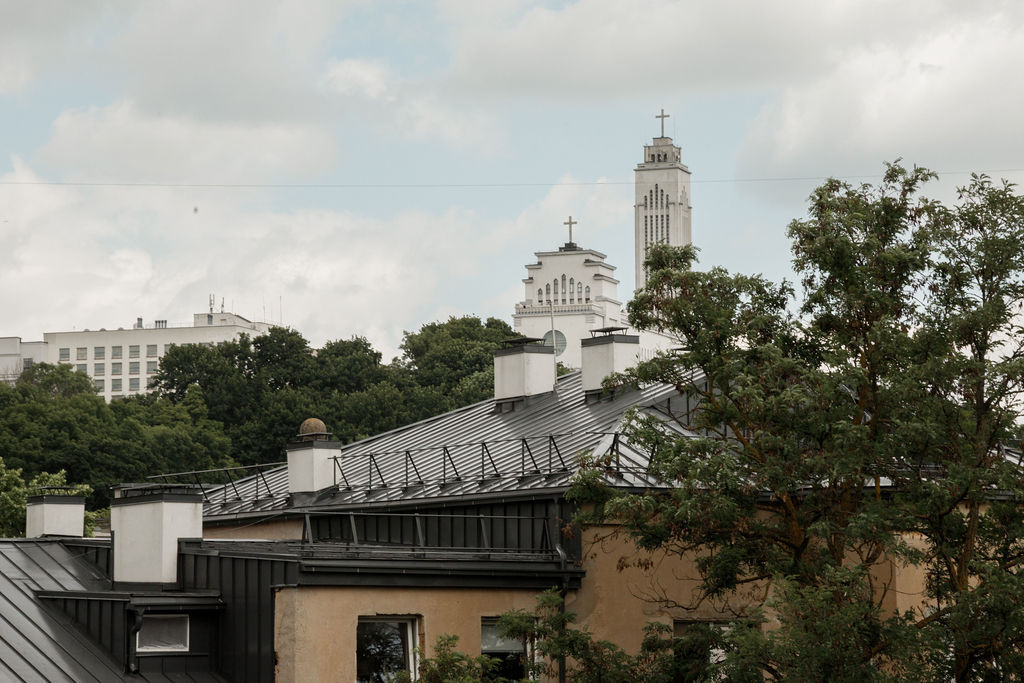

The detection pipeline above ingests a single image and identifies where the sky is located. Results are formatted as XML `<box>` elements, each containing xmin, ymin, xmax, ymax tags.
<box><xmin>2</xmin><ymin>1</ymin><xmax>1023</xmax><ymax>360</ymax></box>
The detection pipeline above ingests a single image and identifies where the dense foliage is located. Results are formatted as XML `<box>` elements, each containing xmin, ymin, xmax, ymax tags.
<box><xmin>570</xmin><ymin>165</ymin><xmax>1024</xmax><ymax>681</ymax></box>
<box><xmin>152</xmin><ymin>316</ymin><xmax>516</xmax><ymax>464</ymax></box>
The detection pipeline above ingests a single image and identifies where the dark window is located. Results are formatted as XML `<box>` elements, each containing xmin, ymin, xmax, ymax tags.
<box><xmin>481</xmin><ymin>618</ymin><xmax>527</xmax><ymax>680</ymax></box>
<box><xmin>673</xmin><ymin>621</ymin><xmax>727</xmax><ymax>682</ymax></box>
<box><xmin>356</xmin><ymin>617</ymin><xmax>417</xmax><ymax>682</ymax></box>
<box><xmin>137</xmin><ymin>614</ymin><xmax>189</xmax><ymax>653</ymax></box>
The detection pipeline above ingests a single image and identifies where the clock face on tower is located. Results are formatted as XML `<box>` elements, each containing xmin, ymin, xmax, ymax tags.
<box><xmin>542</xmin><ymin>329</ymin><xmax>567</xmax><ymax>356</ymax></box>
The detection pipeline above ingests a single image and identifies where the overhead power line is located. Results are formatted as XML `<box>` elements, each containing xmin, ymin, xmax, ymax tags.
<box><xmin>0</xmin><ymin>169</ymin><xmax>1022</xmax><ymax>190</ymax></box>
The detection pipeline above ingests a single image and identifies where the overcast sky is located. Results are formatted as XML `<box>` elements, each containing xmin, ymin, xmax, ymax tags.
<box><xmin>2</xmin><ymin>1</ymin><xmax>1022</xmax><ymax>359</ymax></box>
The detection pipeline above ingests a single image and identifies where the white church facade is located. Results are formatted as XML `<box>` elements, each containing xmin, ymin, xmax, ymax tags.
<box><xmin>512</xmin><ymin>111</ymin><xmax>692</xmax><ymax>369</ymax></box>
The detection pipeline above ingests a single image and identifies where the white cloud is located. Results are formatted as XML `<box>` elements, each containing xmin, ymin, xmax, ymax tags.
<box><xmin>37</xmin><ymin>100</ymin><xmax>334</xmax><ymax>183</ymax></box>
<box><xmin>319</xmin><ymin>59</ymin><xmax>392</xmax><ymax>100</ymax></box>
<box><xmin>0</xmin><ymin>157</ymin><xmax>638</xmax><ymax>359</ymax></box>
<box><xmin>0</xmin><ymin>2</ymin><xmax>105</xmax><ymax>94</ymax></box>
<box><xmin>737</xmin><ymin>13</ymin><xmax>1024</xmax><ymax>181</ymax></box>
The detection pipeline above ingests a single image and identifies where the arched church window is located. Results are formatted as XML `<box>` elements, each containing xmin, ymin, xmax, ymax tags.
<box><xmin>569</xmin><ymin>278</ymin><xmax>575</xmax><ymax>302</ymax></box>
<box><xmin>585</xmin><ymin>286</ymin><xmax>590</xmax><ymax>302</ymax></box>
<box><xmin>577</xmin><ymin>282</ymin><xmax>583</xmax><ymax>300</ymax></box>
<box><xmin>561</xmin><ymin>275</ymin><xmax>566</xmax><ymax>303</ymax></box>
<box><xmin>537</xmin><ymin>288</ymin><xmax>543</xmax><ymax>302</ymax></box>
<box><xmin>545</xmin><ymin>283</ymin><xmax>551</xmax><ymax>302</ymax></box>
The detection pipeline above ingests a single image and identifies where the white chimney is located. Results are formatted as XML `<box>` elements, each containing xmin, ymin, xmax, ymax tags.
<box><xmin>110</xmin><ymin>485</ymin><xmax>203</xmax><ymax>586</ymax></box>
<box><xmin>493</xmin><ymin>339</ymin><xmax>556</xmax><ymax>401</ymax></box>
<box><xmin>581</xmin><ymin>329</ymin><xmax>640</xmax><ymax>394</ymax></box>
<box><xmin>26</xmin><ymin>495</ymin><xmax>85</xmax><ymax>538</ymax></box>
<box><xmin>288</xmin><ymin>418</ymin><xmax>342</xmax><ymax>494</ymax></box>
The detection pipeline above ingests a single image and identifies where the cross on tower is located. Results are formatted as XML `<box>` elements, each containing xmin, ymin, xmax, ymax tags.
<box><xmin>563</xmin><ymin>215</ymin><xmax>577</xmax><ymax>243</ymax></box>
<box><xmin>656</xmin><ymin>108</ymin><xmax>670</xmax><ymax>137</ymax></box>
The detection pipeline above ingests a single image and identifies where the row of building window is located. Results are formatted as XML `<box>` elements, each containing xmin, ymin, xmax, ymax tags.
<box><xmin>538</xmin><ymin>277</ymin><xmax>590</xmax><ymax>306</ymax></box>
<box><xmin>83</xmin><ymin>360</ymin><xmax>158</xmax><ymax>376</ymax></box>
<box><xmin>93</xmin><ymin>377</ymin><xmax>152</xmax><ymax>393</ymax></box>
<box><xmin>644</xmin><ymin>213</ymin><xmax>670</xmax><ymax>246</ymax></box>
<box><xmin>354</xmin><ymin>616</ymin><xmax>724</xmax><ymax>681</ymax></box>
<box><xmin>60</xmin><ymin>344</ymin><xmax>159</xmax><ymax>362</ymax></box>
<box><xmin>356</xmin><ymin>617</ymin><xmax>524</xmax><ymax>682</ymax></box>
<box><xmin>644</xmin><ymin>185</ymin><xmax>670</xmax><ymax>209</ymax></box>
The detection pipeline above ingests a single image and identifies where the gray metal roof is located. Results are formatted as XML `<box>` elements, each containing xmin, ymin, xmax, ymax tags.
<box><xmin>0</xmin><ymin>539</ymin><xmax>230</xmax><ymax>683</ymax></box>
<box><xmin>0</xmin><ymin>539</ymin><xmax>128</xmax><ymax>682</ymax></box>
<box><xmin>203</xmin><ymin>372</ymin><xmax>691</xmax><ymax>520</ymax></box>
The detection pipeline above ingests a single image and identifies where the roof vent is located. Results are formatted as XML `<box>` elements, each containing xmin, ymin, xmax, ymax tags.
<box><xmin>581</xmin><ymin>327</ymin><xmax>639</xmax><ymax>397</ymax></box>
<box><xmin>493</xmin><ymin>338</ymin><xmax>555</xmax><ymax>402</ymax></box>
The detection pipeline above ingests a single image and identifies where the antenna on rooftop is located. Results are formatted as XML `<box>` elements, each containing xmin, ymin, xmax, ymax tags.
<box><xmin>221</xmin><ymin>297</ymin><xmax>225</xmax><ymax>313</ymax></box>
<box><xmin>209</xmin><ymin>293</ymin><xmax>215</xmax><ymax>314</ymax></box>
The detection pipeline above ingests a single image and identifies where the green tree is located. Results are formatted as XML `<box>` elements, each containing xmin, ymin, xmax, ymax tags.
<box><xmin>0</xmin><ymin>459</ymin><xmax>93</xmax><ymax>537</ymax></box>
<box><xmin>17</xmin><ymin>362</ymin><xmax>95</xmax><ymax>397</ymax></box>
<box><xmin>398</xmin><ymin>634</ymin><xmax>502</xmax><ymax>683</ymax></box>
<box><xmin>573</xmin><ymin>165</ymin><xmax>1024</xmax><ymax>680</ymax></box>
<box><xmin>397</xmin><ymin>316</ymin><xmax>517</xmax><ymax>402</ymax></box>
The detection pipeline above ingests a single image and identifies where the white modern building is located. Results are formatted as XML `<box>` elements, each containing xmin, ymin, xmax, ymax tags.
<box><xmin>1</xmin><ymin>307</ymin><xmax>272</xmax><ymax>401</ymax></box>
<box><xmin>512</xmin><ymin>112</ymin><xmax>688</xmax><ymax>368</ymax></box>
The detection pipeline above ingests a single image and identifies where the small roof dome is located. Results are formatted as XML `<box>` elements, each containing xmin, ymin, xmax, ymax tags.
<box><xmin>297</xmin><ymin>417</ymin><xmax>329</xmax><ymax>441</ymax></box>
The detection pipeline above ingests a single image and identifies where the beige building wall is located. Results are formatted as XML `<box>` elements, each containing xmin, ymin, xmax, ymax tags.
<box><xmin>203</xmin><ymin>518</ymin><xmax>304</xmax><ymax>540</ymax></box>
<box><xmin>274</xmin><ymin>586</ymin><xmax>543</xmax><ymax>682</ymax></box>
<box><xmin>568</xmin><ymin>524</ymin><xmax>745</xmax><ymax>654</ymax></box>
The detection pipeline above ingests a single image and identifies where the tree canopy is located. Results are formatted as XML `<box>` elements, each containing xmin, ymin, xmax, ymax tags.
<box><xmin>151</xmin><ymin>315</ymin><xmax>516</xmax><ymax>464</ymax></box>
<box><xmin>572</xmin><ymin>165</ymin><xmax>1024</xmax><ymax>681</ymax></box>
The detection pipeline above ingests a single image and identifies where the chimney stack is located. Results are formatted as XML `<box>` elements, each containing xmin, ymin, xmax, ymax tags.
<box><xmin>110</xmin><ymin>484</ymin><xmax>203</xmax><ymax>587</ymax></box>
<box><xmin>287</xmin><ymin>418</ymin><xmax>341</xmax><ymax>495</ymax></box>
<box><xmin>493</xmin><ymin>338</ymin><xmax>556</xmax><ymax>402</ymax></box>
<box><xmin>581</xmin><ymin>327</ymin><xmax>640</xmax><ymax>396</ymax></box>
<box><xmin>26</xmin><ymin>493</ymin><xmax>85</xmax><ymax>538</ymax></box>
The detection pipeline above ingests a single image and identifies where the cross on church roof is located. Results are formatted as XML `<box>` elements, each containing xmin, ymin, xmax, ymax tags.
<box><xmin>656</xmin><ymin>108</ymin><xmax>669</xmax><ymax>137</ymax></box>
<box><xmin>564</xmin><ymin>215</ymin><xmax>577</xmax><ymax>243</ymax></box>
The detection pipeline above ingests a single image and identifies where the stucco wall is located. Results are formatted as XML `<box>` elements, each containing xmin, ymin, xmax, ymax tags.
<box><xmin>567</xmin><ymin>524</ymin><xmax>745</xmax><ymax>654</ymax></box>
<box><xmin>203</xmin><ymin>518</ymin><xmax>304</xmax><ymax>540</ymax></box>
<box><xmin>274</xmin><ymin>586</ymin><xmax>543</xmax><ymax>682</ymax></box>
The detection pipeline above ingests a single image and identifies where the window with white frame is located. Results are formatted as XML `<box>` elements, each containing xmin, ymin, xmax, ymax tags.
<box><xmin>94</xmin><ymin>346</ymin><xmax>105</xmax><ymax>360</ymax></box>
<box><xmin>129</xmin><ymin>345</ymin><xmax>140</xmax><ymax>359</ymax></box>
<box><xmin>111</xmin><ymin>345</ymin><xmax>122</xmax><ymax>359</ymax></box>
<box><xmin>136</xmin><ymin>614</ymin><xmax>189</xmax><ymax>653</ymax></box>
<box><xmin>146</xmin><ymin>344</ymin><xmax>158</xmax><ymax>358</ymax></box>
<box><xmin>59</xmin><ymin>348</ymin><xmax>70</xmax><ymax>361</ymax></box>
<box><xmin>76</xmin><ymin>347</ymin><xmax>87</xmax><ymax>360</ymax></box>
<box><xmin>673</xmin><ymin>620</ymin><xmax>728</xmax><ymax>680</ymax></box>
<box><xmin>481</xmin><ymin>618</ymin><xmax>528</xmax><ymax>680</ymax></box>
<box><xmin>356</xmin><ymin>616</ymin><xmax>418</xmax><ymax>682</ymax></box>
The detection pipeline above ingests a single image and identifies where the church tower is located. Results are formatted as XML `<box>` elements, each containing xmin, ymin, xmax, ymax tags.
<box><xmin>634</xmin><ymin>109</ymin><xmax>692</xmax><ymax>291</ymax></box>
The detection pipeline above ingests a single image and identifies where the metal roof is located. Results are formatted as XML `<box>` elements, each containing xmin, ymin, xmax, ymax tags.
<box><xmin>0</xmin><ymin>539</ymin><xmax>127</xmax><ymax>682</ymax></box>
<box><xmin>202</xmin><ymin>371</ymin><xmax>692</xmax><ymax>520</ymax></box>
